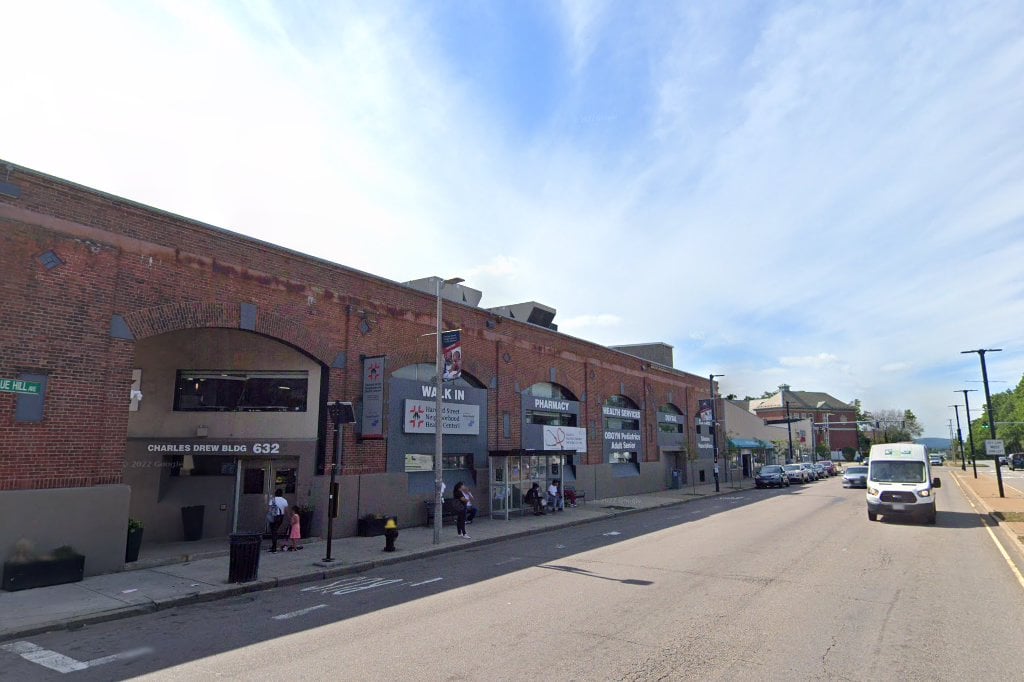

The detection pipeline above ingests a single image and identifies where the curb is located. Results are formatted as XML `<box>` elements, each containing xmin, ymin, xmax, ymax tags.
<box><xmin>0</xmin><ymin>485</ymin><xmax>752</xmax><ymax>641</ymax></box>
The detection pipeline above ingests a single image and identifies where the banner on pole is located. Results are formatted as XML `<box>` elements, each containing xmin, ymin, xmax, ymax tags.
<box><xmin>361</xmin><ymin>356</ymin><xmax>385</xmax><ymax>438</ymax></box>
<box><xmin>442</xmin><ymin>330</ymin><xmax>462</xmax><ymax>381</ymax></box>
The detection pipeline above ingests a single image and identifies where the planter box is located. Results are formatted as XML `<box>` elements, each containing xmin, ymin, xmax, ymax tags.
<box><xmin>3</xmin><ymin>554</ymin><xmax>86</xmax><ymax>592</ymax></box>
<box><xmin>125</xmin><ymin>528</ymin><xmax>144</xmax><ymax>563</ymax></box>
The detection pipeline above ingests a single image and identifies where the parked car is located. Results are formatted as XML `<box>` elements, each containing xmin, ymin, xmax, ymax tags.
<box><xmin>755</xmin><ymin>465</ymin><xmax>791</xmax><ymax>489</ymax></box>
<box><xmin>811</xmin><ymin>463</ymin><xmax>827</xmax><ymax>479</ymax></box>
<box><xmin>783</xmin><ymin>463</ymin><xmax>809</xmax><ymax>484</ymax></box>
<box><xmin>842</xmin><ymin>465</ymin><xmax>869</xmax><ymax>488</ymax></box>
<box><xmin>998</xmin><ymin>455</ymin><xmax>1009</xmax><ymax>466</ymax></box>
<box><xmin>1010</xmin><ymin>453</ymin><xmax>1024</xmax><ymax>471</ymax></box>
<box><xmin>819</xmin><ymin>461</ymin><xmax>836</xmax><ymax>476</ymax></box>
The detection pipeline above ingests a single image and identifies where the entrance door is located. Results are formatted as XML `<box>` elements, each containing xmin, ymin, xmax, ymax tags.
<box><xmin>238</xmin><ymin>458</ymin><xmax>299</xmax><ymax>533</ymax></box>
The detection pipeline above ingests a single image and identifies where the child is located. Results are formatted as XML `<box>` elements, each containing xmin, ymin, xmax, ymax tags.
<box><xmin>286</xmin><ymin>507</ymin><xmax>304</xmax><ymax>551</ymax></box>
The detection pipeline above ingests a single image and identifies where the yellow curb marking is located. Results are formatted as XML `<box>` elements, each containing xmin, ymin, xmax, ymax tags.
<box><xmin>951</xmin><ymin>473</ymin><xmax>1024</xmax><ymax>593</ymax></box>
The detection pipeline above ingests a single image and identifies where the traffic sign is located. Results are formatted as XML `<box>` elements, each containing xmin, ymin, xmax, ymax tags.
<box><xmin>984</xmin><ymin>439</ymin><xmax>1005</xmax><ymax>456</ymax></box>
<box><xmin>0</xmin><ymin>378</ymin><xmax>41</xmax><ymax>395</ymax></box>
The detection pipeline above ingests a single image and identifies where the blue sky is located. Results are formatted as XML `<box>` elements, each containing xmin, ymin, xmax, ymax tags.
<box><xmin>3</xmin><ymin>0</ymin><xmax>1023</xmax><ymax>437</ymax></box>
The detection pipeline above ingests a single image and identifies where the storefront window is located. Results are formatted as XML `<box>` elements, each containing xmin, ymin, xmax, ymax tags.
<box><xmin>174</xmin><ymin>370</ymin><xmax>308</xmax><ymax>412</ymax></box>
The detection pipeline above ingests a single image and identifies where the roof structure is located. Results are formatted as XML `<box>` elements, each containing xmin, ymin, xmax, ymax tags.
<box><xmin>749</xmin><ymin>384</ymin><xmax>854</xmax><ymax>412</ymax></box>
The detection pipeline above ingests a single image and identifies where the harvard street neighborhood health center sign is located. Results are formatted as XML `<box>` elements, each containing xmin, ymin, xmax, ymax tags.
<box><xmin>0</xmin><ymin>378</ymin><xmax>41</xmax><ymax>395</ymax></box>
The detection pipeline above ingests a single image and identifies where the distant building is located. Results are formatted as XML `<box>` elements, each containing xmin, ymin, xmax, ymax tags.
<box><xmin>748</xmin><ymin>385</ymin><xmax>858</xmax><ymax>456</ymax></box>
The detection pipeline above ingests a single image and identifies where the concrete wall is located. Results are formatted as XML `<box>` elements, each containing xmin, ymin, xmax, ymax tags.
<box><xmin>0</xmin><ymin>485</ymin><xmax>131</xmax><ymax>576</ymax></box>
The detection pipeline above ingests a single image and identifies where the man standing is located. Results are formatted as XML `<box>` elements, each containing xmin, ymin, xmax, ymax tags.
<box><xmin>268</xmin><ymin>488</ymin><xmax>289</xmax><ymax>553</ymax></box>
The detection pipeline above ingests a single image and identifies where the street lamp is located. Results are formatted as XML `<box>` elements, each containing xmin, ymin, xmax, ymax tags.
<box><xmin>962</xmin><ymin>348</ymin><xmax>1004</xmax><ymax>497</ymax></box>
<box><xmin>434</xmin><ymin>276</ymin><xmax>464</xmax><ymax>545</ymax></box>
<box><xmin>957</xmin><ymin>389</ymin><xmax>979</xmax><ymax>479</ymax></box>
<box><xmin>785</xmin><ymin>400</ymin><xmax>795</xmax><ymax>464</ymax></box>
<box><xmin>324</xmin><ymin>401</ymin><xmax>355</xmax><ymax>563</ymax></box>
<box><xmin>949</xmin><ymin>403</ymin><xmax>966</xmax><ymax>471</ymax></box>
<box><xmin>709</xmin><ymin>373</ymin><xmax>724</xmax><ymax>492</ymax></box>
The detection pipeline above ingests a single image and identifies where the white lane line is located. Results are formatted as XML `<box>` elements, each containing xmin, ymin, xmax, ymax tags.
<box><xmin>602</xmin><ymin>531</ymin><xmax>621</xmax><ymax>536</ymax></box>
<box><xmin>494</xmin><ymin>557</ymin><xmax>521</xmax><ymax>566</ymax></box>
<box><xmin>1</xmin><ymin>641</ymin><xmax>151</xmax><ymax>674</ymax></box>
<box><xmin>331</xmin><ymin>578</ymin><xmax>403</xmax><ymax>595</ymax></box>
<box><xmin>409</xmin><ymin>577</ymin><xmax>443</xmax><ymax>587</ymax></box>
<box><xmin>273</xmin><ymin>604</ymin><xmax>327</xmax><ymax>620</ymax></box>
<box><xmin>302</xmin><ymin>576</ymin><xmax>372</xmax><ymax>592</ymax></box>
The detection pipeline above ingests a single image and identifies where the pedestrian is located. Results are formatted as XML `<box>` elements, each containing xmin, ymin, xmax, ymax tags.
<box><xmin>453</xmin><ymin>481</ymin><xmax>471</xmax><ymax>539</ymax></box>
<box><xmin>286</xmin><ymin>506</ymin><xmax>303</xmax><ymax>552</ymax></box>
<box><xmin>461</xmin><ymin>483</ymin><xmax>477</xmax><ymax>524</ymax></box>
<box><xmin>524</xmin><ymin>482</ymin><xmax>545</xmax><ymax>515</ymax></box>
<box><xmin>547</xmin><ymin>479</ymin><xmax>564</xmax><ymax>511</ymax></box>
<box><xmin>267</xmin><ymin>488</ymin><xmax>288</xmax><ymax>553</ymax></box>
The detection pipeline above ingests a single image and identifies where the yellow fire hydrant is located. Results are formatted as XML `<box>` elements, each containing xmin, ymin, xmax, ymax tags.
<box><xmin>383</xmin><ymin>517</ymin><xmax>398</xmax><ymax>552</ymax></box>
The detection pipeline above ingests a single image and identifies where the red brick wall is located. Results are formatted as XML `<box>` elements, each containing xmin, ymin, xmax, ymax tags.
<box><xmin>0</xmin><ymin>162</ymin><xmax>709</xmax><ymax>490</ymax></box>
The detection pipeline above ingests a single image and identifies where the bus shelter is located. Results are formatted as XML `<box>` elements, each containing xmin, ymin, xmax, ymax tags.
<box><xmin>489</xmin><ymin>450</ymin><xmax>573</xmax><ymax>520</ymax></box>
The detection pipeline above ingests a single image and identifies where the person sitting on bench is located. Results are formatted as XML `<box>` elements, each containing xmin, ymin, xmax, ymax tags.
<box><xmin>524</xmin><ymin>482</ymin><xmax>545</xmax><ymax>515</ymax></box>
<box><xmin>547</xmin><ymin>479</ymin><xmax>564</xmax><ymax>511</ymax></box>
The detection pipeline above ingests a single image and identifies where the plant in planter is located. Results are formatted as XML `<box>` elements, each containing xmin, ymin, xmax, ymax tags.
<box><xmin>125</xmin><ymin>518</ymin><xmax>144</xmax><ymax>563</ymax></box>
<box><xmin>3</xmin><ymin>539</ymin><xmax>86</xmax><ymax>592</ymax></box>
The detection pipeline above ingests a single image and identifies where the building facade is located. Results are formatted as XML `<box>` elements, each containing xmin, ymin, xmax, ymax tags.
<box><xmin>0</xmin><ymin>160</ymin><xmax>728</xmax><ymax>575</ymax></box>
<box><xmin>748</xmin><ymin>385</ymin><xmax>858</xmax><ymax>457</ymax></box>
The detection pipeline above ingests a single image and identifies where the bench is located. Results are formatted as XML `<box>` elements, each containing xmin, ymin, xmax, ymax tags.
<box><xmin>424</xmin><ymin>499</ymin><xmax>459</xmax><ymax>526</ymax></box>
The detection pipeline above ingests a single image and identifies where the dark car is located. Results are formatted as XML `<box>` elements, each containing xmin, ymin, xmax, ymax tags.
<box><xmin>755</xmin><ymin>465</ymin><xmax>791</xmax><ymax>489</ymax></box>
<box><xmin>819</xmin><ymin>461</ymin><xmax>836</xmax><ymax>476</ymax></box>
<box><xmin>1010</xmin><ymin>453</ymin><xmax>1024</xmax><ymax>471</ymax></box>
<box><xmin>842</xmin><ymin>465</ymin><xmax>868</xmax><ymax>488</ymax></box>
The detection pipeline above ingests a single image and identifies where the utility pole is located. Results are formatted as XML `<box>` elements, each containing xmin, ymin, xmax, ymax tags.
<box><xmin>962</xmin><ymin>349</ymin><xmax>1004</xmax><ymax>497</ymax></box>
<box><xmin>950</xmin><ymin>403</ymin><xmax>966</xmax><ymax>471</ymax></box>
<box><xmin>709</xmin><ymin>373</ymin><xmax>724</xmax><ymax>492</ymax></box>
<box><xmin>957</xmin><ymin>389</ymin><xmax>979</xmax><ymax>479</ymax></box>
<box><xmin>785</xmin><ymin>400</ymin><xmax>795</xmax><ymax>464</ymax></box>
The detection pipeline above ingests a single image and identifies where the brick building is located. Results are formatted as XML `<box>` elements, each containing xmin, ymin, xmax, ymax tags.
<box><xmin>0</xmin><ymin>160</ymin><xmax>726</xmax><ymax>575</ymax></box>
<box><xmin>747</xmin><ymin>385</ymin><xmax>858</xmax><ymax>458</ymax></box>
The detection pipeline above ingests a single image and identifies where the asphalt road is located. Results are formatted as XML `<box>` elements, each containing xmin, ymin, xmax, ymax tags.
<box><xmin>4</xmin><ymin>476</ymin><xmax>1024</xmax><ymax>681</ymax></box>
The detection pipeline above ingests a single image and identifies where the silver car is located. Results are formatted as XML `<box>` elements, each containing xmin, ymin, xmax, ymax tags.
<box><xmin>842</xmin><ymin>465</ymin><xmax>868</xmax><ymax>488</ymax></box>
<box><xmin>783</xmin><ymin>463</ymin><xmax>809</xmax><ymax>484</ymax></box>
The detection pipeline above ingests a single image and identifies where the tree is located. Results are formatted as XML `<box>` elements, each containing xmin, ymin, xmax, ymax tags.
<box><xmin>969</xmin><ymin>373</ymin><xmax>1024</xmax><ymax>453</ymax></box>
<box><xmin>869</xmin><ymin>408</ymin><xmax>922</xmax><ymax>443</ymax></box>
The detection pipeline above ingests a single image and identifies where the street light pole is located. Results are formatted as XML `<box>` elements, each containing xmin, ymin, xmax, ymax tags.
<box><xmin>962</xmin><ymin>349</ymin><xmax>1004</xmax><ymax>497</ymax></box>
<box><xmin>709</xmin><ymin>373</ymin><xmax>724</xmax><ymax>492</ymax></box>
<box><xmin>785</xmin><ymin>400</ymin><xmax>795</xmax><ymax>464</ymax></box>
<box><xmin>324</xmin><ymin>401</ymin><xmax>355</xmax><ymax>563</ymax></box>
<box><xmin>957</xmin><ymin>389</ymin><xmax>978</xmax><ymax>479</ymax></box>
<box><xmin>434</xmin><ymin>276</ymin><xmax>464</xmax><ymax>545</ymax></box>
<box><xmin>950</xmin><ymin>403</ymin><xmax>966</xmax><ymax>471</ymax></box>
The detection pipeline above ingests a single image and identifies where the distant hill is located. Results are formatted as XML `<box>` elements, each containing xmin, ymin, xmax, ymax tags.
<box><xmin>915</xmin><ymin>437</ymin><xmax>951</xmax><ymax>451</ymax></box>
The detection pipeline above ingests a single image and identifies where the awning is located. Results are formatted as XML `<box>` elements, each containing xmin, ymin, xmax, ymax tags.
<box><xmin>729</xmin><ymin>438</ymin><xmax>772</xmax><ymax>449</ymax></box>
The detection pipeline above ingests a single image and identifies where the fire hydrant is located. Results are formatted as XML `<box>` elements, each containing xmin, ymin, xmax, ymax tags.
<box><xmin>383</xmin><ymin>517</ymin><xmax>398</xmax><ymax>552</ymax></box>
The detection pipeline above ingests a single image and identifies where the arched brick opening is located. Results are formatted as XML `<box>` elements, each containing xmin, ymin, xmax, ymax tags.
<box><xmin>121</xmin><ymin>301</ymin><xmax>334</xmax><ymax>365</ymax></box>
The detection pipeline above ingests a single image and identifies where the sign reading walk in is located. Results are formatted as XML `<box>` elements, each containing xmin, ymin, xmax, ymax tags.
<box><xmin>0</xmin><ymin>378</ymin><xmax>41</xmax><ymax>395</ymax></box>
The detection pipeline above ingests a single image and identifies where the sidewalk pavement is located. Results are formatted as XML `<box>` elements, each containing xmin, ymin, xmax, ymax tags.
<box><xmin>946</xmin><ymin>464</ymin><xmax>1024</xmax><ymax>542</ymax></box>
<box><xmin>0</xmin><ymin>479</ymin><xmax>752</xmax><ymax>641</ymax></box>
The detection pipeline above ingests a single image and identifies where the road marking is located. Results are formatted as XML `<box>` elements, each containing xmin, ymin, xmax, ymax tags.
<box><xmin>329</xmin><ymin>577</ymin><xmax>404</xmax><ymax>595</ymax></box>
<box><xmin>950</xmin><ymin>474</ymin><xmax>1024</xmax><ymax>592</ymax></box>
<box><xmin>273</xmin><ymin>604</ymin><xmax>327</xmax><ymax>620</ymax></box>
<box><xmin>1</xmin><ymin>641</ymin><xmax>151</xmax><ymax>674</ymax></box>
<box><xmin>409</xmin><ymin>577</ymin><xmax>443</xmax><ymax>587</ymax></box>
<box><xmin>494</xmin><ymin>557</ymin><xmax>521</xmax><ymax>566</ymax></box>
<box><xmin>602</xmin><ymin>531</ymin><xmax>621</xmax><ymax>536</ymax></box>
<box><xmin>302</xmin><ymin>576</ymin><xmax>370</xmax><ymax>592</ymax></box>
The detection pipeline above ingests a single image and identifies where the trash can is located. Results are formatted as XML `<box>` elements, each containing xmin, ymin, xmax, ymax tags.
<box><xmin>228</xmin><ymin>533</ymin><xmax>262</xmax><ymax>583</ymax></box>
<box><xmin>671</xmin><ymin>469</ymin><xmax>682</xmax><ymax>489</ymax></box>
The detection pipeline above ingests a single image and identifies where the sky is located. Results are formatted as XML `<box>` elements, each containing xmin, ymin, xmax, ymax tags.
<box><xmin>3</xmin><ymin>0</ymin><xmax>1023</xmax><ymax>438</ymax></box>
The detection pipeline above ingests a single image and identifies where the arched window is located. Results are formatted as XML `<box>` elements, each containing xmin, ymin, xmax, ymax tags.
<box><xmin>525</xmin><ymin>382</ymin><xmax>579</xmax><ymax>427</ymax></box>
<box><xmin>603</xmin><ymin>395</ymin><xmax>641</xmax><ymax>467</ymax></box>
<box><xmin>657</xmin><ymin>403</ymin><xmax>684</xmax><ymax>435</ymax></box>
<box><xmin>392</xmin><ymin>363</ymin><xmax>485</xmax><ymax>389</ymax></box>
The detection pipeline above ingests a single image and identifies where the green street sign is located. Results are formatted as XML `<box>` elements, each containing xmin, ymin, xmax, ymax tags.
<box><xmin>0</xmin><ymin>378</ymin><xmax>42</xmax><ymax>395</ymax></box>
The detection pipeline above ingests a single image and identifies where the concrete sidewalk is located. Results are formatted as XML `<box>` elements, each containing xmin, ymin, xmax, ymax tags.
<box><xmin>0</xmin><ymin>479</ymin><xmax>751</xmax><ymax>641</ymax></box>
<box><xmin>946</xmin><ymin>464</ymin><xmax>1024</xmax><ymax>543</ymax></box>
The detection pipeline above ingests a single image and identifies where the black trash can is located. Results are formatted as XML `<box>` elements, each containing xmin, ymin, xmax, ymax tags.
<box><xmin>181</xmin><ymin>505</ymin><xmax>205</xmax><ymax>541</ymax></box>
<box><xmin>228</xmin><ymin>533</ymin><xmax>262</xmax><ymax>583</ymax></box>
<box><xmin>671</xmin><ymin>469</ymin><xmax>682</xmax><ymax>489</ymax></box>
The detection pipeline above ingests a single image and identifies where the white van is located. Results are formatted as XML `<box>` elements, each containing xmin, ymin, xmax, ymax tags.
<box><xmin>866</xmin><ymin>443</ymin><xmax>941</xmax><ymax>524</ymax></box>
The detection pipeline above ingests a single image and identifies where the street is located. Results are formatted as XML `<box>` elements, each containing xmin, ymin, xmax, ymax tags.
<box><xmin>4</xmin><ymin>476</ymin><xmax>1024</xmax><ymax>681</ymax></box>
